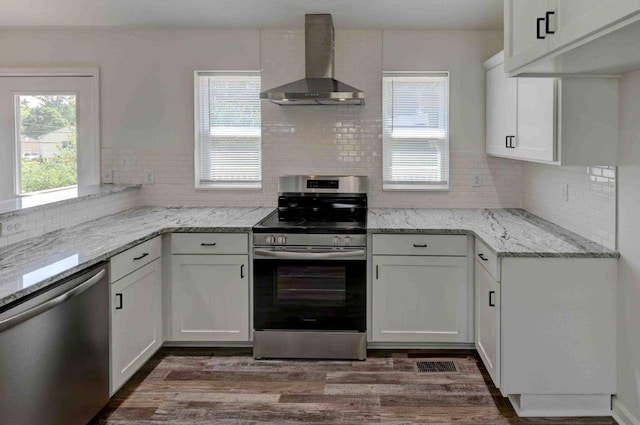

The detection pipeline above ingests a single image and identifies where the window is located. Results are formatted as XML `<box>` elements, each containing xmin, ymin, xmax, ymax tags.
<box><xmin>17</xmin><ymin>94</ymin><xmax>78</xmax><ymax>194</ymax></box>
<box><xmin>382</xmin><ymin>72</ymin><xmax>449</xmax><ymax>190</ymax></box>
<box><xmin>0</xmin><ymin>70</ymin><xmax>99</xmax><ymax>202</ymax></box>
<box><xmin>195</xmin><ymin>71</ymin><xmax>261</xmax><ymax>189</ymax></box>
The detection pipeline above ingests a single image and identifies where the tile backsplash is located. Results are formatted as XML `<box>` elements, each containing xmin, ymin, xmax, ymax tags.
<box><xmin>522</xmin><ymin>163</ymin><xmax>616</xmax><ymax>250</ymax></box>
<box><xmin>0</xmin><ymin>189</ymin><xmax>140</xmax><ymax>249</ymax></box>
<box><xmin>102</xmin><ymin>148</ymin><xmax>522</xmax><ymax>209</ymax></box>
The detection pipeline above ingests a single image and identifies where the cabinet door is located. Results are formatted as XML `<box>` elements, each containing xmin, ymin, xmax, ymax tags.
<box><xmin>550</xmin><ymin>0</ymin><xmax>640</xmax><ymax>52</ymax></box>
<box><xmin>111</xmin><ymin>258</ymin><xmax>162</xmax><ymax>394</ymax></box>
<box><xmin>372</xmin><ymin>256</ymin><xmax>468</xmax><ymax>343</ymax></box>
<box><xmin>486</xmin><ymin>63</ymin><xmax>515</xmax><ymax>158</ymax></box>
<box><xmin>505</xmin><ymin>0</ymin><xmax>551</xmax><ymax>72</ymax></box>
<box><xmin>475</xmin><ymin>261</ymin><xmax>501</xmax><ymax>388</ymax></box>
<box><xmin>513</xmin><ymin>77</ymin><xmax>556</xmax><ymax>162</ymax></box>
<box><xmin>171</xmin><ymin>255</ymin><xmax>249</xmax><ymax>341</ymax></box>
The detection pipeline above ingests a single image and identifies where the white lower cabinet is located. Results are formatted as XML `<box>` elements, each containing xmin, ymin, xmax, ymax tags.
<box><xmin>473</xmin><ymin>237</ymin><xmax>617</xmax><ymax>417</ymax></box>
<box><xmin>475</xmin><ymin>260</ymin><xmax>500</xmax><ymax>388</ymax></box>
<box><xmin>110</xmin><ymin>257</ymin><xmax>162</xmax><ymax>394</ymax></box>
<box><xmin>371</xmin><ymin>255</ymin><xmax>469</xmax><ymax>343</ymax></box>
<box><xmin>171</xmin><ymin>254</ymin><xmax>249</xmax><ymax>341</ymax></box>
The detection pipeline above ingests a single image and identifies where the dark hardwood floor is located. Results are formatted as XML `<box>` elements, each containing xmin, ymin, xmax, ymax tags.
<box><xmin>91</xmin><ymin>348</ymin><xmax>617</xmax><ymax>425</ymax></box>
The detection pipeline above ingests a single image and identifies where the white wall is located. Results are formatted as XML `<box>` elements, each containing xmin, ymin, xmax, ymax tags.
<box><xmin>615</xmin><ymin>69</ymin><xmax>640</xmax><ymax>424</ymax></box>
<box><xmin>0</xmin><ymin>28</ymin><xmax>521</xmax><ymax>208</ymax></box>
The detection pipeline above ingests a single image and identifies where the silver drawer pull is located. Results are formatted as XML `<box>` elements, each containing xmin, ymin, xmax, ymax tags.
<box><xmin>413</xmin><ymin>243</ymin><xmax>427</xmax><ymax>248</ymax></box>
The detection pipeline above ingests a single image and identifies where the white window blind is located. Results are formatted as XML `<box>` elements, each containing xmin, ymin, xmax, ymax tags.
<box><xmin>196</xmin><ymin>72</ymin><xmax>261</xmax><ymax>188</ymax></box>
<box><xmin>382</xmin><ymin>72</ymin><xmax>449</xmax><ymax>190</ymax></box>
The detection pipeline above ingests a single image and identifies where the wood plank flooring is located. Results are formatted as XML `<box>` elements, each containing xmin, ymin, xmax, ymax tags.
<box><xmin>91</xmin><ymin>348</ymin><xmax>617</xmax><ymax>425</ymax></box>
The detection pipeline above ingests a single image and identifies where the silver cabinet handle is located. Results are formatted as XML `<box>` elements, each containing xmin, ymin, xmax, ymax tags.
<box><xmin>254</xmin><ymin>248</ymin><xmax>365</xmax><ymax>260</ymax></box>
<box><xmin>0</xmin><ymin>269</ymin><xmax>106</xmax><ymax>333</ymax></box>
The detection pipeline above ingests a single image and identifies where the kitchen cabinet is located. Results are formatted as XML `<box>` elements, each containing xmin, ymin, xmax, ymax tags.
<box><xmin>484</xmin><ymin>51</ymin><xmax>618</xmax><ymax>165</ymax></box>
<box><xmin>473</xmin><ymin>237</ymin><xmax>617</xmax><ymax>417</ymax></box>
<box><xmin>504</xmin><ymin>0</ymin><xmax>552</xmax><ymax>73</ymax></box>
<box><xmin>505</xmin><ymin>0</ymin><xmax>640</xmax><ymax>75</ymax></box>
<box><xmin>371</xmin><ymin>234</ymin><xmax>470</xmax><ymax>344</ymax></box>
<box><xmin>170</xmin><ymin>233</ymin><xmax>249</xmax><ymax>342</ymax></box>
<box><xmin>474</xmin><ymin>241</ymin><xmax>500</xmax><ymax>388</ymax></box>
<box><xmin>110</xmin><ymin>241</ymin><xmax>162</xmax><ymax>395</ymax></box>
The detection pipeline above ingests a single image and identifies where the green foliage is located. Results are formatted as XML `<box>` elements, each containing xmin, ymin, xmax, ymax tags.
<box><xmin>19</xmin><ymin>95</ymin><xmax>78</xmax><ymax>193</ymax></box>
<box><xmin>21</xmin><ymin>106</ymin><xmax>68</xmax><ymax>139</ymax></box>
<box><xmin>20</xmin><ymin>95</ymin><xmax>76</xmax><ymax>138</ymax></box>
<box><xmin>21</xmin><ymin>156</ymin><xmax>77</xmax><ymax>193</ymax></box>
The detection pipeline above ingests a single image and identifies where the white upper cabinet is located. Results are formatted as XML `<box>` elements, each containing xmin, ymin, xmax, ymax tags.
<box><xmin>514</xmin><ymin>77</ymin><xmax>556</xmax><ymax>162</ymax></box>
<box><xmin>550</xmin><ymin>0</ymin><xmax>640</xmax><ymax>51</ymax></box>
<box><xmin>484</xmin><ymin>51</ymin><xmax>618</xmax><ymax>166</ymax></box>
<box><xmin>505</xmin><ymin>0</ymin><xmax>552</xmax><ymax>72</ymax></box>
<box><xmin>486</xmin><ymin>58</ymin><xmax>516</xmax><ymax>158</ymax></box>
<box><xmin>505</xmin><ymin>0</ymin><xmax>640</xmax><ymax>75</ymax></box>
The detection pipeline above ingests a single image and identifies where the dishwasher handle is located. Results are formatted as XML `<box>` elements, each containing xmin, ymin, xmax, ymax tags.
<box><xmin>0</xmin><ymin>268</ymin><xmax>106</xmax><ymax>333</ymax></box>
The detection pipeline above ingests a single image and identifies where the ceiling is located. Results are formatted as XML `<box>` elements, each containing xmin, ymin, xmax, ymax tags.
<box><xmin>0</xmin><ymin>0</ymin><xmax>503</xmax><ymax>30</ymax></box>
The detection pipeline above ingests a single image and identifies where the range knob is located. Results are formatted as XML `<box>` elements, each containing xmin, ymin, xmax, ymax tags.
<box><xmin>265</xmin><ymin>235</ymin><xmax>276</xmax><ymax>244</ymax></box>
<box><xmin>277</xmin><ymin>235</ymin><xmax>287</xmax><ymax>245</ymax></box>
<box><xmin>332</xmin><ymin>236</ymin><xmax>342</xmax><ymax>245</ymax></box>
<box><xmin>343</xmin><ymin>236</ymin><xmax>352</xmax><ymax>245</ymax></box>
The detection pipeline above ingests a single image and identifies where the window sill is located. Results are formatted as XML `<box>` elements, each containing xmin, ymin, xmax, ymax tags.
<box><xmin>196</xmin><ymin>182</ymin><xmax>262</xmax><ymax>190</ymax></box>
<box><xmin>383</xmin><ymin>183</ymin><xmax>450</xmax><ymax>191</ymax></box>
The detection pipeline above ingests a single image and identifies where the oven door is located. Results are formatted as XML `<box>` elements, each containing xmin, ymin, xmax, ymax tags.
<box><xmin>253</xmin><ymin>247</ymin><xmax>366</xmax><ymax>332</ymax></box>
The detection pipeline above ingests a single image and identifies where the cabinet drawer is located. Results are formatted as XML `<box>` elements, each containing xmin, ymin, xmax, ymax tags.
<box><xmin>474</xmin><ymin>238</ymin><xmax>501</xmax><ymax>281</ymax></box>
<box><xmin>372</xmin><ymin>234</ymin><xmax>467</xmax><ymax>256</ymax></box>
<box><xmin>171</xmin><ymin>233</ymin><xmax>248</xmax><ymax>255</ymax></box>
<box><xmin>110</xmin><ymin>236</ymin><xmax>161</xmax><ymax>283</ymax></box>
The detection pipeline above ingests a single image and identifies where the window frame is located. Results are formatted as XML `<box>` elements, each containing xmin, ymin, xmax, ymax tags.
<box><xmin>0</xmin><ymin>67</ymin><xmax>100</xmax><ymax>201</ymax></box>
<box><xmin>382</xmin><ymin>71</ymin><xmax>450</xmax><ymax>191</ymax></box>
<box><xmin>193</xmin><ymin>70</ymin><xmax>262</xmax><ymax>190</ymax></box>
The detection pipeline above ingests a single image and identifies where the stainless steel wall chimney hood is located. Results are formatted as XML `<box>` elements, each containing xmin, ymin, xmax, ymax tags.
<box><xmin>260</xmin><ymin>14</ymin><xmax>365</xmax><ymax>105</ymax></box>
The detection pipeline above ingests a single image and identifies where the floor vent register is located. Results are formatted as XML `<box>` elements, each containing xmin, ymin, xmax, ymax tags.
<box><xmin>416</xmin><ymin>361</ymin><xmax>457</xmax><ymax>373</ymax></box>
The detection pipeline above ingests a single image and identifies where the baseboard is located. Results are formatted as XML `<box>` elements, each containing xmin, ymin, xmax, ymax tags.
<box><xmin>508</xmin><ymin>394</ymin><xmax>612</xmax><ymax>417</ymax></box>
<box><xmin>613</xmin><ymin>397</ymin><xmax>640</xmax><ymax>425</ymax></box>
<box><xmin>366</xmin><ymin>342</ymin><xmax>476</xmax><ymax>350</ymax></box>
<box><xmin>162</xmin><ymin>341</ymin><xmax>253</xmax><ymax>347</ymax></box>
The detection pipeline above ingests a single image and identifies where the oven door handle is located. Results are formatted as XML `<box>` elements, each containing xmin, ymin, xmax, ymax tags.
<box><xmin>253</xmin><ymin>248</ymin><xmax>366</xmax><ymax>260</ymax></box>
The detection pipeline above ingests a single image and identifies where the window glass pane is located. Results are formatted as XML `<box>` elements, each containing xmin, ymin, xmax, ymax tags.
<box><xmin>197</xmin><ymin>73</ymin><xmax>261</xmax><ymax>186</ymax></box>
<box><xmin>382</xmin><ymin>73</ymin><xmax>449</xmax><ymax>190</ymax></box>
<box><xmin>17</xmin><ymin>94</ymin><xmax>77</xmax><ymax>194</ymax></box>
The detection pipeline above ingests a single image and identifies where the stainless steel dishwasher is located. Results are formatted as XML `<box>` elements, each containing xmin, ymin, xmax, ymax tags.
<box><xmin>0</xmin><ymin>262</ymin><xmax>110</xmax><ymax>425</ymax></box>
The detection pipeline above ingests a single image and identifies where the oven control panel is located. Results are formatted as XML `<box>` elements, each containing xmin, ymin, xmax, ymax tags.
<box><xmin>254</xmin><ymin>233</ymin><xmax>366</xmax><ymax>247</ymax></box>
<box><xmin>306</xmin><ymin>179</ymin><xmax>339</xmax><ymax>189</ymax></box>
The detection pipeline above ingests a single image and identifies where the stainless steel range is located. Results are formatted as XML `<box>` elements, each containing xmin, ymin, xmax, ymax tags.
<box><xmin>252</xmin><ymin>175</ymin><xmax>367</xmax><ymax>360</ymax></box>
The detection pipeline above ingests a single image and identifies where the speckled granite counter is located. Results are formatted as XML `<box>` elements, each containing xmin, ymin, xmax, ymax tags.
<box><xmin>0</xmin><ymin>207</ymin><xmax>274</xmax><ymax>308</ymax></box>
<box><xmin>0</xmin><ymin>206</ymin><xmax>618</xmax><ymax>309</ymax></box>
<box><xmin>368</xmin><ymin>208</ymin><xmax>618</xmax><ymax>259</ymax></box>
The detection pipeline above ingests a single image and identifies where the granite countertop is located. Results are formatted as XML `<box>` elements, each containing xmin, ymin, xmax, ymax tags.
<box><xmin>0</xmin><ymin>206</ymin><xmax>618</xmax><ymax>309</ymax></box>
<box><xmin>0</xmin><ymin>207</ymin><xmax>274</xmax><ymax>309</ymax></box>
<box><xmin>368</xmin><ymin>208</ymin><xmax>619</xmax><ymax>259</ymax></box>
